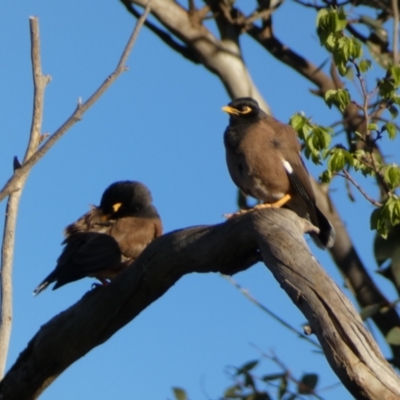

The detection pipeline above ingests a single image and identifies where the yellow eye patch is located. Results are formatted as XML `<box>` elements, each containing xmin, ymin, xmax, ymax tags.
<box><xmin>112</xmin><ymin>203</ymin><xmax>122</xmax><ymax>213</ymax></box>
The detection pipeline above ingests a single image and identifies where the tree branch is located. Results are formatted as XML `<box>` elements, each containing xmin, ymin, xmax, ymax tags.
<box><xmin>0</xmin><ymin>17</ymin><xmax>50</xmax><ymax>379</ymax></box>
<box><xmin>120</xmin><ymin>0</ymin><xmax>200</xmax><ymax>64</ymax></box>
<box><xmin>0</xmin><ymin>2</ymin><xmax>152</xmax><ymax>203</ymax></box>
<box><xmin>1</xmin><ymin>209</ymin><xmax>399</xmax><ymax>399</ymax></box>
<box><xmin>392</xmin><ymin>0</ymin><xmax>399</xmax><ymax>65</ymax></box>
<box><xmin>119</xmin><ymin>0</ymin><xmax>400</xmax><ymax>367</ymax></box>
<box><xmin>311</xmin><ymin>180</ymin><xmax>400</xmax><ymax>367</ymax></box>
<box><xmin>127</xmin><ymin>0</ymin><xmax>271</xmax><ymax>113</ymax></box>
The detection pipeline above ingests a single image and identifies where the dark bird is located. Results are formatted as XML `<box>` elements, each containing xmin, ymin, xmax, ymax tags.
<box><xmin>33</xmin><ymin>181</ymin><xmax>162</xmax><ymax>295</ymax></box>
<box><xmin>222</xmin><ymin>97</ymin><xmax>335</xmax><ymax>249</ymax></box>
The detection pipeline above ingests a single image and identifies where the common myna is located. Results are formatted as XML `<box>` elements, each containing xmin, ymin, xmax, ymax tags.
<box><xmin>222</xmin><ymin>97</ymin><xmax>335</xmax><ymax>249</ymax></box>
<box><xmin>33</xmin><ymin>181</ymin><xmax>162</xmax><ymax>295</ymax></box>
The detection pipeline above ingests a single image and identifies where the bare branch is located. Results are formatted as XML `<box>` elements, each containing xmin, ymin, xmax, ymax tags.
<box><xmin>338</xmin><ymin>169</ymin><xmax>382</xmax><ymax>207</ymax></box>
<box><xmin>1</xmin><ymin>209</ymin><xmax>399</xmax><ymax>399</ymax></box>
<box><xmin>127</xmin><ymin>0</ymin><xmax>270</xmax><ymax>112</ymax></box>
<box><xmin>312</xmin><ymin>180</ymin><xmax>400</xmax><ymax>367</ymax></box>
<box><xmin>0</xmin><ymin>2</ymin><xmax>152</xmax><ymax>203</ymax></box>
<box><xmin>120</xmin><ymin>0</ymin><xmax>200</xmax><ymax>63</ymax></box>
<box><xmin>392</xmin><ymin>0</ymin><xmax>399</xmax><ymax>65</ymax></box>
<box><xmin>0</xmin><ymin>17</ymin><xmax>50</xmax><ymax>379</ymax></box>
<box><xmin>222</xmin><ymin>275</ymin><xmax>321</xmax><ymax>348</ymax></box>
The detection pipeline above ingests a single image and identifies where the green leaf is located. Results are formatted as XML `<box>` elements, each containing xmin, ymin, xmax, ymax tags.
<box><xmin>386</xmin><ymin>326</ymin><xmax>400</xmax><ymax>345</ymax></box>
<box><xmin>385</xmin><ymin>122</ymin><xmax>397</xmax><ymax>139</ymax></box>
<box><xmin>360</xmin><ymin>304</ymin><xmax>382</xmax><ymax>320</ymax></box>
<box><xmin>224</xmin><ymin>385</ymin><xmax>241</xmax><ymax>398</ymax></box>
<box><xmin>390</xmin><ymin>65</ymin><xmax>400</xmax><ymax>87</ymax></box>
<box><xmin>262</xmin><ymin>373</ymin><xmax>286</xmax><ymax>382</ymax></box>
<box><xmin>384</xmin><ymin>164</ymin><xmax>400</xmax><ymax>190</ymax></box>
<box><xmin>298</xmin><ymin>373</ymin><xmax>318</xmax><ymax>394</ymax></box>
<box><xmin>359</xmin><ymin>59</ymin><xmax>372</xmax><ymax>73</ymax></box>
<box><xmin>389</xmin><ymin>105</ymin><xmax>399</xmax><ymax>119</ymax></box>
<box><xmin>236</xmin><ymin>360</ymin><xmax>259</xmax><ymax>375</ymax></box>
<box><xmin>244</xmin><ymin>372</ymin><xmax>256</xmax><ymax>389</ymax></box>
<box><xmin>172</xmin><ymin>387</ymin><xmax>188</xmax><ymax>400</ymax></box>
<box><xmin>278</xmin><ymin>376</ymin><xmax>288</xmax><ymax>400</ymax></box>
<box><xmin>289</xmin><ymin>113</ymin><xmax>306</xmax><ymax>131</ymax></box>
<box><xmin>324</xmin><ymin>89</ymin><xmax>336</xmax><ymax>108</ymax></box>
<box><xmin>370</xmin><ymin>207</ymin><xmax>389</xmax><ymax>238</ymax></box>
<box><xmin>328</xmin><ymin>148</ymin><xmax>351</xmax><ymax>172</ymax></box>
<box><xmin>324</xmin><ymin>88</ymin><xmax>350</xmax><ymax>111</ymax></box>
<box><xmin>367</xmin><ymin>122</ymin><xmax>379</xmax><ymax>132</ymax></box>
<box><xmin>319</xmin><ymin>169</ymin><xmax>332</xmax><ymax>183</ymax></box>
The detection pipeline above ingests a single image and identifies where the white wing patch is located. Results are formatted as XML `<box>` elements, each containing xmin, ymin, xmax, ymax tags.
<box><xmin>282</xmin><ymin>159</ymin><xmax>293</xmax><ymax>174</ymax></box>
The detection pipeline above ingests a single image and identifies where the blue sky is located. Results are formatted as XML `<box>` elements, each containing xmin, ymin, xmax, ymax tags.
<box><xmin>1</xmin><ymin>1</ymin><xmax>396</xmax><ymax>399</ymax></box>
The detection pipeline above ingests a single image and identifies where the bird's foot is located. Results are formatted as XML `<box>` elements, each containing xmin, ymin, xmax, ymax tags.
<box><xmin>223</xmin><ymin>208</ymin><xmax>254</xmax><ymax>219</ymax></box>
<box><xmin>224</xmin><ymin>194</ymin><xmax>292</xmax><ymax>218</ymax></box>
<box><xmin>253</xmin><ymin>194</ymin><xmax>292</xmax><ymax>210</ymax></box>
<box><xmin>91</xmin><ymin>279</ymin><xmax>110</xmax><ymax>290</ymax></box>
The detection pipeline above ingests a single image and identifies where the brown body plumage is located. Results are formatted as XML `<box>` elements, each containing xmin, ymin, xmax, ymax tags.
<box><xmin>223</xmin><ymin>97</ymin><xmax>335</xmax><ymax>248</ymax></box>
<box><xmin>33</xmin><ymin>181</ymin><xmax>162</xmax><ymax>295</ymax></box>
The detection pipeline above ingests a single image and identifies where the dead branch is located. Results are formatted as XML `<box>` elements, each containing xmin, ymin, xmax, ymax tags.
<box><xmin>0</xmin><ymin>209</ymin><xmax>399</xmax><ymax>399</ymax></box>
<box><xmin>0</xmin><ymin>17</ymin><xmax>50</xmax><ymax>379</ymax></box>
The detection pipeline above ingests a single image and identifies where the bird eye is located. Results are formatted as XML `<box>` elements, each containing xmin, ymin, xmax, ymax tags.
<box><xmin>240</xmin><ymin>106</ymin><xmax>252</xmax><ymax>114</ymax></box>
<box><xmin>112</xmin><ymin>202</ymin><xmax>123</xmax><ymax>213</ymax></box>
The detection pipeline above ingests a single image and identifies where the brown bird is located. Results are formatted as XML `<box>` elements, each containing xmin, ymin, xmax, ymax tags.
<box><xmin>33</xmin><ymin>181</ymin><xmax>162</xmax><ymax>295</ymax></box>
<box><xmin>222</xmin><ymin>97</ymin><xmax>335</xmax><ymax>248</ymax></box>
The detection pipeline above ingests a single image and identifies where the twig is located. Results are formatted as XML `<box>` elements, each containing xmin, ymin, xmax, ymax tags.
<box><xmin>120</xmin><ymin>0</ymin><xmax>199</xmax><ymax>64</ymax></box>
<box><xmin>0</xmin><ymin>16</ymin><xmax>50</xmax><ymax>379</ymax></box>
<box><xmin>339</xmin><ymin>169</ymin><xmax>382</xmax><ymax>207</ymax></box>
<box><xmin>222</xmin><ymin>275</ymin><xmax>321</xmax><ymax>348</ymax></box>
<box><xmin>250</xmin><ymin>345</ymin><xmax>325</xmax><ymax>399</ymax></box>
<box><xmin>392</xmin><ymin>0</ymin><xmax>399</xmax><ymax>65</ymax></box>
<box><xmin>0</xmin><ymin>1</ymin><xmax>152</xmax><ymax>203</ymax></box>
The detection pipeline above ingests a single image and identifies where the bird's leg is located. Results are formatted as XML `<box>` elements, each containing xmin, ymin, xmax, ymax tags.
<box><xmin>224</xmin><ymin>194</ymin><xmax>292</xmax><ymax>219</ymax></box>
<box><xmin>91</xmin><ymin>278</ymin><xmax>110</xmax><ymax>290</ymax></box>
<box><xmin>254</xmin><ymin>193</ymin><xmax>292</xmax><ymax>210</ymax></box>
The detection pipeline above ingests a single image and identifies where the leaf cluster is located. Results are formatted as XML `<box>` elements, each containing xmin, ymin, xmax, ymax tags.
<box><xmin>299</xmin><ymin>7</ymin><xmax>400</xmax><ymax>237</ymax></box>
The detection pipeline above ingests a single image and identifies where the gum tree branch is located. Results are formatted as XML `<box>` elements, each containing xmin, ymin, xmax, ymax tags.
<box><xmin>0</xmin><ymin>209</ymin><xmax>399</xmax><ymax>399</ymax></box>
<box><xmin>339</xmin><ymin>169</ymin><xmax>382</xmax><ymax>207</ymax></box>
<box><xmin>0</xmin><ymin>17</ymin><xmax>50</xmax><ymax>379</ymax></box>
<box><xmin>126</xmin><ymin>0</ymin><xmax>271</xmax><ymax>113</ymax></box>
<box><xmin>311</xmin><ymin>180</ymin><xmax>400</xmax><ymax>367</ymax></box>
<box><xmin>0</xmin><ymin>2</ymin><xmax>152</xmax><ymax>203</ymax></box>
<box><xmin>119</xmin><ymin>0</ymin><xmax>400</xmax><ymax>366</ymax></box>
<box><xmin>392</xmin><ymin>0</ymin><xmax>399</xmax><ymax>65</ymax></box>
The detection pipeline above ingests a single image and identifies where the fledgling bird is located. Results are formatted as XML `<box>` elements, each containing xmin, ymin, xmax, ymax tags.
<box><xmin>222</xmin><ymin>97</ymin><xmax>335</xmax><ymax>249</ymax></box>
<box><xmin>33</xmin><ymin>181</ymin><xmax>162</xmax><ymax>295</ymax></box>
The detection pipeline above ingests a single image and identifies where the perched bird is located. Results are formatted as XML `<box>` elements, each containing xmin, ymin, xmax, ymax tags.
<box><xmin>222</xmin><ymin>97</ymin><xmax>335</xmax><ymax>249</ymax></box>
<box><xmin>33</xmin><ymin>181</ymin><xmax>162</xmax><ymax>295</ymax></box>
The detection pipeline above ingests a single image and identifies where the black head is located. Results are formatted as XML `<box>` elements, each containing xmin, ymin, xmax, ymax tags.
<box><xmin>99</xmin><ymin>181</ymin><xmax>156</xmax><ymax>218</ymax></box>
<box><xmin>222</xmin><ymin>98</ymin><xmax>266</xmax><ymax>122</ymax></box>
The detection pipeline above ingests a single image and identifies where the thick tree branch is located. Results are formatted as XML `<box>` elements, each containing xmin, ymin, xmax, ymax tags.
<box><xmin>128</xmin><ymin>0</ymin><xmax>270</xmax><ymax>112</ymax></box>
<box><xmin>121</xmin><ymin>0</ymin><xmax>400</xmax><ymax>367</ymax></box>
<box><xmin>0</xmin><ymin>17</ymin><xmax>50</xmax><ymax>379</ymax></box>
<box><xmin>0</xmin><ymin>3</ymin><xmax>151</xmax><ymax>203</ymax></box>
<box><xmin>312</xmin><ymin>180</ymin><xmax>400</xmax><ymax>367</ymax></box>
<box><xmin>120</xmin><ymin>0</ymin><xmax>200</xmax><ymax>63</ymax></box>
<box><xmin>1</xmin><ymin>209</ymin><xmax>399</xmax><ymax>399</ymax></box>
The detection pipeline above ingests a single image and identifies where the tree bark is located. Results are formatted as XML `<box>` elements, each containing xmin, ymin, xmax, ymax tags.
<box><xmin>0</xmin><ymin>208</ymin><xmax>399</xmax><ymax>399</ymax></box>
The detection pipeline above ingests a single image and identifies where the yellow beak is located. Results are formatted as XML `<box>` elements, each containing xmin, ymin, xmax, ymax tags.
<box><xmin>221</xmin><ymin>106</ymin><xmax>240</xmax><ymax>115</ymax></box>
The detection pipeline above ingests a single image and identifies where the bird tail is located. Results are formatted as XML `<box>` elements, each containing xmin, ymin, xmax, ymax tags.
<box><xmin>33</xmin><ymin>271</ymin><xmax>57</xmax><ymax>296</ymax></box>
<box><xmin>311</xmin><ymin>207</ymin><xmax>335</xmax><ymax>249</ymax></box>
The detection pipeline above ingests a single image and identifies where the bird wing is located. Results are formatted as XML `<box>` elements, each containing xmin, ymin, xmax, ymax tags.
<box><xmin>53</xmin><ymin>232</ymin><xmax>122</xmax><ymax>287</ymax></box>
<box><xmin>268</xmin><ymin>120</ymin><xmax>316</xmax><ymax>217</ymax></box>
